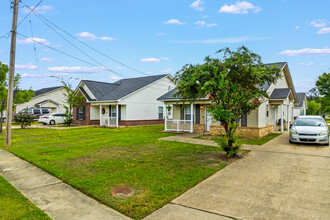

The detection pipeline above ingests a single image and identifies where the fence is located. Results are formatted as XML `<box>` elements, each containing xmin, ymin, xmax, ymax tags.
<box><xmin>166</xmin><ymin>120</ymin><xmax>192</xmax><ymax>132</ymax></box>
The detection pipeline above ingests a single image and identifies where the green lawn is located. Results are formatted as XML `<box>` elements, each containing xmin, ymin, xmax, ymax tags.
<box><xmin>195</xmin><ymin>133</ymin><xmax>281</xmax><ymax>146</ymax></box>
<box><xmin>0</xmin><ymin>175</ymin><xmax>50</xmax><ymax>219</ymax></box>
<box><xmin>0</xmin><ymin>125</ymin><xmax>240</xmax><ymax>219</ymax></box>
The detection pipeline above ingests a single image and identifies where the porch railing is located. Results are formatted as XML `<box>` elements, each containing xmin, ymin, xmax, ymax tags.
<box><xmin>101</xmin><ymin>117</ymin><xmax>117</xmax><ymax>127</ymax></box>
<box><xmin>166</xmin><ymin>120</ymin><xmax>191</xmax><ymax>132</ymax></box>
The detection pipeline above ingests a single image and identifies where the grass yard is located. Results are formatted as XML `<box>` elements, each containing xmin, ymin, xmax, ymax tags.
<box><xmin>195</xmin><ymin>133</ymin><xmax>281</xmax><ymax>146</ymax></box>
<box><xmin>0</xmin><ymin>175</ymin><xmax>50</xmax><ymax>219</ymax></box>
<box><xmin>0</xmin><ymin>125</ymin><xmax>239</xmax><ymax>219</ymax></box>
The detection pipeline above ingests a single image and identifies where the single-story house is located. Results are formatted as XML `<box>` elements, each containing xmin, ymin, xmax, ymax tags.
<box><xmin>293</xmin><ymin>92</ymin><xmax>308</xmax><ymax>118</ymax></box>
<box><xmin>73</xmin><ymin>74</ymin><xmax>175</xmax><ymax>126</ymax></box>
<box><xmin>158</xmin><ymin>62</ymin><xmax>298</xmax><ymax>138</ymax></box>
<box><xmin>15</xmin><ymin>86</ymin><xmax>66</xmax><ymax>113</ymax></box>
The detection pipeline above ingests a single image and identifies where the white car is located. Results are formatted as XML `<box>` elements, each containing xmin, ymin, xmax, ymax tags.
<box><xmin>289</xmin><ymin>116</ymin><xmax>329</xmax><ymax>146</ymax></box>
<box><xmin>38</xmin><ymin>113</ymin><xmax>68</xmax><ymax>125</ymax></box>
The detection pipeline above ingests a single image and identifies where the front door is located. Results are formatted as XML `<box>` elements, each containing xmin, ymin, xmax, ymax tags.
<box><xmin>205</xmin><ymin>108</ymin><xmax>212</xmax><ymax>132</ymax></box>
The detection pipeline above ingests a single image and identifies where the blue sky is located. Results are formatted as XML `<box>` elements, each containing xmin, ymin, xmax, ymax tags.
<box><xmin>0</xmin><ymin>0</ymin><xmax>329</xmax><ymax>92</ymax></box>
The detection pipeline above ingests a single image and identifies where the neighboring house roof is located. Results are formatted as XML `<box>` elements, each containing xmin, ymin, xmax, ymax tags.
<box><xmin>270</xmin><ymin>88</ymin><xmax>292</xmax><ymax>99</ymax></box>
<box><xmin>157</xmin><ymin>89</ymin><xmax>179</xmax><ymax>101</ymax></box>
<box><xmin>79</xmin><ymin>87</ymin><xmax>96</xmax><ymax>101</ymax></box>
<box><xmin>257</xmin><ymin>62</ymin><xmax>287</xmax><ymax>91</ymax></box>
<box><xmin>294</xmin><ymin>92</ymin><xmax>306</xmax><ymax>108</ymax></box>
<box><xmin>34</xmin><ymin>99</ymin><xmax>60</xmax><ymax>106</ymax></box>
<box><xmin>34</xmin><ymin>86</ymin><xmax>63</xmax><ymax>97</ymax></box>
<box><xmin>79</xmin><ymin>74</ymin><xmax>170</xmax><ymax>101</ymax></box>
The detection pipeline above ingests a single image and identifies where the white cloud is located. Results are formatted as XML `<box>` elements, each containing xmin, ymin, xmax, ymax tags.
<box><xmin>160</xmin><ymin>58</ymin><xmax>169</xmax><ymax>60</ymax></box>
<box><xmin>164</xmin><ymin>19</ymin><xmax>185</xmax><ymax>25</ymax></box>
<box><xmin>219</xmin><ymin>1</ymin><xmax>261</xmax><ymax>14</ymax></box>
<box><xmin>320</xmin><ymin>63</ymin><xmax>327</xmax><ymax>66</ymax></box>
<box><xmin>110</xmin><ymin>75</ymin><xmax>121</xmax><ymax>80</ymax></box>
<box><xmin>310</xmin><ymin>19</ymin><xmax>327</xmax><ymax>28</ymax></box>
<box><xmin>22</xmin><ymin>5</ymin><xmax>53</xmax><ymax>14</ymax></box>
<box><xmin>299</xmin><ymin>62</ymin><xmax>314</xmax><ymax>66</ymax></box>
<box><xmin>15</xmin><ymin>63</ymin><xmax>37</xmax><ymax>70</ymax></box>
<box><xmin>147</xmin><ymin>72</ymin><xmax>152</xmax><ymax>74</ymax></box>
<box><xmin>140</xmin><ymin>58</ymin><xmax>160</xmax><ymax>63</ymax></box>
<box><xmin>201</xmin><ymin>15</ymin><xmax>209</xmax><ymax>18</ymax></box>
<box><xmin>173</xmin><ymin>36</ymin><xmax>267</xmax><ymax>44</ymax></box>
<box><xmin>195</xmin><ymin>21</ymin><xmax>217</xmax><ymax>27</ymax></box>
<box><xmin>190</xmin><ymin>0</ymin><xmax>204</xmax><ymax>12</ymax></box>
<box><xmin>47</xmin><ymin>66</ymin><xmax>105</xmax><ymax>73</ymax></box>
<box><xmin>317</xmin><ymin>27</ymin><xmax>330</xmax><ymax>34</ymax></box>
<box><xmin>22</xmin><ymin>72</ymin><xmax>68</xmax><ymax>78</ymax></box>
<box><xmin>161</xmin><ymin>69</ymin><xmax>173</xmax><ymax>73</ymax></box>
<box><xmin>156</xmin><ymin>32</ymin><xmax>166</xmax><ymax>36</ymax></box>
<box><xmin>17</xmin><ymin>37</ymin><xmax>50</xmax><ymax>45</ymax></box>
<box><xmin>40</xmin><ymin>57</ymin><xmax>53</xmax><ymax>62</ymax></box>
<box><xmin>295</xmin><ymin>26</ymin><xmax>300</xmax><ymax>29</ymax></box>
<box><xmin>115</xmin><ymin>67</ymin><xmax>123</xmax><ymax>69</ymax></box>
<box><xmin>76</xmin><ymin>32</ymin><xmax>114</xmax><ymax>41</ymax></box>
<box><xmin>100</xmin><ymin>36</ymin><xmax>115</xmax><ymax>41</ymax></box>
<box><xmin>279</xmin><ymin>48</ymin><xmax>330</xmax><ymax>56</ymax></box>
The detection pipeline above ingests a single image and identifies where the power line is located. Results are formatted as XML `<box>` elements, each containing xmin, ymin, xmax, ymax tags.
<box><xmin>29</xmin><ymin>19</ymin><xmax>38</xmax><ymax>64</ymax></box>
<box><xmin>25</xmin><ymin>5</ymin><xmax>149</xmax><ymax>76</ymax></box>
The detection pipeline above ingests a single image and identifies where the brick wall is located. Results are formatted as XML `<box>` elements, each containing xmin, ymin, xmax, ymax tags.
<box><xmin>209</xmin><ymin>125</ymin><xmax>274</xmax><ymax>138</ymax></box>
<box><xmin>119</xmin><ymin>119</ymin><xmax>164</xmax><ymax>127</ymax></box>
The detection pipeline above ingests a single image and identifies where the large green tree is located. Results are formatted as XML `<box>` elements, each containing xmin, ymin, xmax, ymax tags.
<box><xmin>0</xmin><ymin>62</ymin><xmax>35</xmax><ymax>133</ymax></box>
<box><xmin>315</xmin><ymin>72</ymin><xmax>330</xmax><ymax>114</ymax></box>
<box><xmin>54</xmin><ymin>77</ymin><xmax>84</xmax><ymax>126</ymax></box>
<box><xmin>174</xmin><ymin>46</ymin><xmax>281</xmax><ymax>157</ymax></box>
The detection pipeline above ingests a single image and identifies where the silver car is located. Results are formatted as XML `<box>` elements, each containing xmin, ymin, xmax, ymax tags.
<box><xmin>290</xmin><ymin>116</ymin><xmax>329</xmax><ymax>146</ymax></box>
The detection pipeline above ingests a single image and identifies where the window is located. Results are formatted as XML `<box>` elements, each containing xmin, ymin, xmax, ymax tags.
<box><xmin>33</xmin><ymin>109</ymin><xmax>41</xmax><ymax>114</ymax></box>
<box><xmin>111</xmin><ymin>106</ymin><xmax>116</xmax><ymax>117</ymax></box>
<box><xmin>158</xmin><ymin>106</ymin><xmax>164</xmax><ymax>119</ymax></box>
<box><xmin>78</xmin><ymin>107</ymin><xmax>85</xmax><ymax>120</ymax></box>
<box><xmin>185</xmin><ymin>105</ymin><xmax>191</xmax><ymax>120</ymax></box>
<box><xmin>266</xmin><ymin>104</ymin><xmax>269</xmax><ymax>117</ymax></box>
<box><xmin>42</xmin><ymin>108</ymin><xmax>49</xmax><ymax>114</ymax></box>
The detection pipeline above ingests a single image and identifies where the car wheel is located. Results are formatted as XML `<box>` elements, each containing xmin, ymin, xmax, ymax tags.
<box><xmin>42</xmin><ymin>123</ymin><xmax>46</xmax><ymax>125</ymax></box>
<box><xmin>289</xmin><ymin>139</ymin><xmax>293</xmax><ymax>144</ymax></box>
<box><xmin>49</xmin><ymin>120</ymin><xmax>55</xmax><ymax>125</ymax></box>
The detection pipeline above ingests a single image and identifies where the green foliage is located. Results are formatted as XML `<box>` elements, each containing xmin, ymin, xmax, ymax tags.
<box><xmin>14</xmin><ymin>112</ymin><xmax>34</xmax><ymax>129</ymax></box>
<box><xmin>316</xmin><ymin>72</ymin><xmax>330</xmax><ymax>98</ymax></box>
<box><xmin>306</xmin><ymin>100</ymin><xmax>320</xmax><ymax>115</ymax></box>
<box><xmin>215</xmin><ymin>133</ymin><xmax>242</xmax><ymax>157</ymax></box>
<box><xmin>53</xmin><ymin>77</ymin><xmax>85</xmax><ymax>126</ymax></box>
<box><xmin>174</xmin><ymin>46</ymin><xmax>281</xmax><ymax>157</ymax></box>
<box><xmin>14</xmin><ymin>89</ymin><xmax>35</xmax><ymax>105</ymax></box>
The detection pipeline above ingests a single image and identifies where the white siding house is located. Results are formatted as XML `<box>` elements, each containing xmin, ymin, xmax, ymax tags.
<box><xmin>73</xmin><ymin>74</ymin><xmax>175</xmax><ymax>126</ymax></box>
<box><xmin>293</xmin><ymin>93</ymin><xmax>308</xmax><ymax>118</ymax></box>
<box><xmin>15</xmin><ymin>86</ymin><xmax>66</xmax><ymax>113</ymax></box>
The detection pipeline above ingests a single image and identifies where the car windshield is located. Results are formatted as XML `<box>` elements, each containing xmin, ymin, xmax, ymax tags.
<box><xmin>294</xmin><ymin>118</ymin><xmax>325</xmax><ymax>127</ymax></box>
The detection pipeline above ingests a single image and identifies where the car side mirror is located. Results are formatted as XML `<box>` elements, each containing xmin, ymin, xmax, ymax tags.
<box><xmin>290</xmin><ymin>122</ymin><xmax>293</xmax><ymax>129</ymax></box>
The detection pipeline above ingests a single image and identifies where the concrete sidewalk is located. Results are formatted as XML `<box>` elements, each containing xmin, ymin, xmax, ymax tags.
<box><xmin>0</xmin><ymin>149</ymin><xmax>130</xmax><ymax>220</ymax></box>
<box><xmin>147</xmin><ymin>133</ymin><xmax>330</xmax><ymax>219</ymax></box>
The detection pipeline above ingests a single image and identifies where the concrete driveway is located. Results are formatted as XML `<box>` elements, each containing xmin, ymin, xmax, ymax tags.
<box><xmin>146</xmin><ymin>133</ymin><xmax>330</xmax><ymax>220</ymax></box>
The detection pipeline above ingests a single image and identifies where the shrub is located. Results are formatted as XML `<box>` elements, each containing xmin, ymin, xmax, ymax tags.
<box><xmin>215</xmin><ymin>134</ymin><xmax>242</xmax><ymax>157</ymax></box>
<box><xmin>13</xmin><ymin>112</ymin><xmax>34</xmax><ymax>129</ymax></box>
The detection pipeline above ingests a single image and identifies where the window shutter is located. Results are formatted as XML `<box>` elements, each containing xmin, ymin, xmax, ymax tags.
<box><xmin>180</xmin><ymin>105</ymin><xmax>184</xmax><ymax>120</ymax></box>
<box><xmin>241</xmin><ymin>114</ymin><xmax>247</xmax><ymax>127</ymax></box>
<box><xmin>118</xmin><ymin>105</ymin><xmax>121</xmax><ymax>121</ymax></box>
<box><xmin>82</xmin><ymin>106</ymin><xmax>86</xmax><ymax>120</ymax></box>
<box><xmin>76</xmin><ymin>108</ymin><xmax>79</xmax><ymax>120</ymax></box>
<box><xmin>109</xmin><ymin>105</ymin><xmax>111</xmax><ymax>117</ymax></box>
<box><xmin>196</xmin><ymin>104</ymin><xmax>200</xmax><ymax>124</ymax></box>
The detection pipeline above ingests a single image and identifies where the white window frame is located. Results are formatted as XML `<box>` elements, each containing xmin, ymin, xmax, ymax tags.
<box><xmin>158</xmin><ymin>106</ymin><xmax>164</xmax><ymax>119</ymax></box>
<box><xmin>185</xmin><ymin>105</ymin><xmax>191</xmax><ymax>120</ymax></box>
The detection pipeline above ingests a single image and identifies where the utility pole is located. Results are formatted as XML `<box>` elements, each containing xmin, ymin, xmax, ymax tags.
<box><xmin>5</xmin><ymin>0</ymin><xmax>19</xmax><ymax>146</ymax></box>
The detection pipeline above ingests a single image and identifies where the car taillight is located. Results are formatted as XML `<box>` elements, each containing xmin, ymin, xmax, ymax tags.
<box><xmin>43</xmin><ymin>116</ymin><xmax>49</xmax><ymax>118</ymax></box>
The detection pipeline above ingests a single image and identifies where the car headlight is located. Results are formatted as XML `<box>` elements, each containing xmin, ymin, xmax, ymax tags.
<box><xmin>290</xmin><ymin>129</ymin><xmax>297</xmax><ymax>135</ymax></box>
<box><xmin>319</xmin><ymin>131</ymin><xmax>328</xmax><ymax>136</ymax></box>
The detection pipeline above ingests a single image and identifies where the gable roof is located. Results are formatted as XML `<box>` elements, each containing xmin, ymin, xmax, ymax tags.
<box><xmin>258</xmin><ymin>62</ymin><xmax>287</xmax><ymax>91</ymax></box>
<box><xmin>158</xmin><ymin>89</ymin><xmax>179</xmax><ymax>101</ymax></box>
<box><xmin>270</xmin><ymin>88</ymin><xmax>292</xmax><ymax>99</ymax></box>
<box><xmin>295</xmin><ymin>92</ymin><xmax>306</xmax><ymax>107</ymax></box>
<box><xmin>34</xmin><ymin>86</ymin><xmax>64</xmax><ymax>97</ymax></box>
<box><xmin>80</xmin><ymin>74</ymin><xmax>170</xmax><ymax>101</ymax></box>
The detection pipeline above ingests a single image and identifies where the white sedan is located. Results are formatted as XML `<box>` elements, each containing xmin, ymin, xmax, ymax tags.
<box><xmin>38</xmin><ymin>113</ymin><xmax>68</xmax><ymax>125</ymax></box>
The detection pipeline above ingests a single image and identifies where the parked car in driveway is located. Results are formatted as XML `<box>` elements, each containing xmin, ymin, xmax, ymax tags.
<box><xmin>289</xmin><ymin>116</ymin><xmax>329</xmax><ymax>146</ymax></box>
<box><xmin>21</xmin><ymin>108</ymin><xmax>51</xmax><ymax>120</ymax></box>
<box><xmin>38</xmin><ymin>113</ymin><xmax>68</xmax><ymax>125</ymax></box>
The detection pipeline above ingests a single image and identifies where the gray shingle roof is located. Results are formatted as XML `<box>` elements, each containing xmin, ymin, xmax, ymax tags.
<box><xmin>258</xmin><ymin>62</ymin><xmax>287</xmax><ymax>90</ymax></box>
<box><xmin>295</xmin><ymin>92</ymin><xmax>306</xmax><ymax>107</ymax></box>
<box><xmin>270</xmin><ymin>88</ymin><xmax>291</xmax><ymax>99</ymax></box>
<box><xmin>157</xmin><ymin>89</ymin><xmax>179</xmax><ymax>100</ymax></box>
<box><xmin>82</xmin><ymin>74</ymin><xmax>169</xmax><ymax>101</ymax></box>
<box><xmin>34</xmin><ymin>86</ymin><xmax>63</xmax><ymax>97</ymax></box>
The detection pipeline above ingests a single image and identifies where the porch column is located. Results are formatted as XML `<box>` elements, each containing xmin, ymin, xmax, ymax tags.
<box><xmin>116</xmin><ymin>104</ymin><xmax>119</xmax><ymax>127</ymax></box>
<box><xmin>108</xmin><ymin>105</ymin><xmax>110</xmax><ymax>127</ymax></box>
<box><xmin>281</xmin><ymin>104</ymin><xmax>284</xmax><ymax>133</ymax></box>
<box><xmin>164</xmin><ymin>104</ymin><xmax>167</xmax><ymax>131</ymax></box>
<box><xmin>190</xmin><ymin>103</ymin><xmax>193</xmax><ymax>133</ymax></box>
<box><xmin>287</xmin><ymin>105</ymin><xmax>290</xmax><ymax>130</ymax></box>
<box><xmin>273</xmin><ymin>107</ymin><xmax>276</xmax><ymax>132</ymax></box>
<box><xmin>99</xmin><ymin>104</ymin><xmax>102</xmax><ymax>126</ymax></box>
